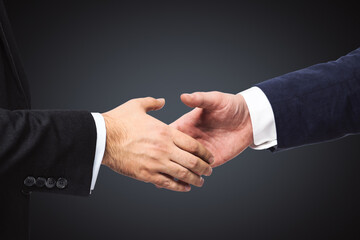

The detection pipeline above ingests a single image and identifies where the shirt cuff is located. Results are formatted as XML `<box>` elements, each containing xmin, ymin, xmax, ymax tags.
<box><xmin>239</xmin><ymin>87</ymin><xmax>277</xmax><ymax>150</ymax></box>
<box><xmin>90</xmin><ymin>113</ymin><xmax>106</xmax><ymax>193</ymax></box>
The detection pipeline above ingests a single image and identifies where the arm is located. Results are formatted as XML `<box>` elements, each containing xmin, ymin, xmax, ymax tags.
<box><xmin>1</xmin><ymin>0</ymin><xmax>213</xmax><ymax>193</ymax></box>
<box><xmin>171</xmin><ymin>47</ymin><xmax>360</xmax><ymax>167</ymax></box>
<box><xmin>1</xmin><ymin>97</ymin><xmax>213</xmax><ymax>195</ymax></box>
<box><xmin>256</xmin><ymin>47</ymin><xmax>360</xmax><ymax>150</ymax></box>
<box><xmin>0</xmin><ymin>109</ymin><xmax>96</xmax><ymax>195</ymax></box>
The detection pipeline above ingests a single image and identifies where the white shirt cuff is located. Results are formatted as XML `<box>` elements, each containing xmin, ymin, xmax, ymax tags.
<box><xmin>239</xmin><ymin>87</ymin><xmax>277</xmax><ymax>150</ymax></box>
<box><xmin>90</xmin><ymin>113</ymin><xmax>106</xmax><ymax>193</ymax></box>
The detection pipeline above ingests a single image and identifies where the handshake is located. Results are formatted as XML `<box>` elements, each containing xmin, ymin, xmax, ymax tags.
<box><xmin>101</xmin><ymin>91</ymin><xmax>253</xmax><ymax>192</ymax></box>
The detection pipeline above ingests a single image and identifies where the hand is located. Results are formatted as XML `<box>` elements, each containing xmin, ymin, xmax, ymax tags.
<box><xmin>171</xmin><ymin>92</ymin><xmax>254</xmax><ymax>168</ymax></box>
<box><xmin>101</xmin><ymin>97</ymin><xmax>214</xmax><ymax>192</ymax></box>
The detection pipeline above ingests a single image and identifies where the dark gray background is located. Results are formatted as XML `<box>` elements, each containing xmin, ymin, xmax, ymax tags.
<box><xmin>4</xmin><ymin>1</ymin><xmax>360</xmax><ymax>239</ymax></box>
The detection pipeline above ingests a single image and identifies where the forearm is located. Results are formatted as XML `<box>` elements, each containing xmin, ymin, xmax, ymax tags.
<box><xmin>256</xmin><ymin>48</ymin><xmax>360</xmax><ymax>149</ymax></box>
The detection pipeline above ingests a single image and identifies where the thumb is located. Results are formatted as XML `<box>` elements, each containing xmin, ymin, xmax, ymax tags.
<box><xmin>181</xmin><ymin>92</ymin><xmax>219</xmax><ymax>110</ymax></box>
<box><xmin>138</xmin><ymin>97</ymin><xmax>165</xmax><ymax>112</ymax></box>
<box><xmin>169</xmin><ymin>120</ymin><xmax>179</xmax><ymax>130</ymax></box>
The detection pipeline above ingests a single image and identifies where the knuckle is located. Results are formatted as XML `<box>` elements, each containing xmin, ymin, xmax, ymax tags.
<box><xmin>190</xmin><ymin>142</ymin><xmax>200</xmax><ymax>154</ymax></box>
<box><xmin>188</xmin><ymin>157</ymin><xmax>199</xmax><ymax>169</ymax></box>
<box><xmin>127</xmin><ymin>98</ymin><xmax>141</xmax><ymax>108</ymax></box>
<box><xmin>145</xmin><ymin>96</ymin><xmax>155</xmax><ymax>101</ymax></box>
<box><xmin>153</xmin><ymin>178</ymin><xmax>162</xmax><ymax>186</ymax></box>
<box><xmin>161</xmin><ymin>179</ymin><xmax>172</xmax><ymax>188</ymax></box>
<box><xmin>126</xmin><ymin>99</ymin><xmax>134</xmax><ymax>104</ymax></box>
<box><xmin>127</xmin><ymin>98</ymin><xmax>138</xmax><ymax>104</ymax></box>
<box><xmin>152</xmin><ymin>179</ymin><xmax>159</xmax><ymax>186</ymax></box>
<box><xmin>153</xmin><ymin>177</ymin><xmax>172</xmax><ymax>189</ymax></box>
<box><xmin>158</xmin><ymin>126</ymin><xmax>171</xmax><ymax>138</ymax></box>
<box><xmin>178</xmin><ymin>168</ymin><xmax>189</xmax><ymax>179</ymax></box>
<box><xmin>138</xmin><ymin>168</ymin><xmax>151</xmax><ymax>181</ymax></box>
<box><xmin>145</xmin><ymin>97</ymin><xmax>156</xmax><ymax>104</ymax></box>
<box><xmin>154</xmin><ymin>184</ymin><xmax>162</xmax><ymax>189</ymax></box>
<box><xmin>175</xmin><ymin>185</ymin><xmax>184</xmax><ymax>192</ymax></box>
<box><xmin>211</xmin><ymin>91</ymin><xmax>221</xmax><ymax>97</ymax></box>
<box><xmin>150</xmin><ymin>144</ymin><xmax>171</xmax><ymax>159</ymax></box>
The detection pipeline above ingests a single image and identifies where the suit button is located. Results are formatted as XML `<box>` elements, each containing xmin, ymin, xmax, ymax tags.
<box><xmin>24</xmin><ymin>176</ymin><xmax>36</xmax><ymax>187</ymax></box>
<box><xmin>56</xmin><ymin>178</ymin><xmax>68</xmax><ymax>189</ymax></box>
<box><xmin>35</xmin><ymin>177</ymin><xmax>46</xmax><ymax>187</ymax></box>
<box><xmin>45</xmin><ymin>178</ymin><xmax>56</xmax><ymax>188</ymax></box>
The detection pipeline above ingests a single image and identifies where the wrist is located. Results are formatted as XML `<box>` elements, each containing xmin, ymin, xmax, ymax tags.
<box><xmin>236</xmin><ymin>94</ymin><xmax>254</xmax><ymax>147</ymax></box>
<box><xmin>243</xmin><ymin>107</ymin><xmax>254</xmax><ymax>147</ymax></box>
<box><xmin>101</xmin><ymin>113</ymin><xmax>113</xmax><ymax>168</ymax></box>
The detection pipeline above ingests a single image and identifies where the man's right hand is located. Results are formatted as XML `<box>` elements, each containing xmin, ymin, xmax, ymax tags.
<box><xmin>101</xmin><ymin>97</ymin><xmax>214</xmax><ymax>192</ymax></box>
<box><xmin>171</xmin><ymin>92</ymin><xmax>254</xmax><ymax>168</ymax></box>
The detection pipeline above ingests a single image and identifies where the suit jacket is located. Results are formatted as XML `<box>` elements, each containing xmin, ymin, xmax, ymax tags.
<box><xmin>0</xmin><ymin>2</ymin><xmax>97</xmax><ymax>239</ymax></box>
<box><xmin>256</xmin><ymin>47</ymin><xmax>360</xmax><ymax>150</ymax></box>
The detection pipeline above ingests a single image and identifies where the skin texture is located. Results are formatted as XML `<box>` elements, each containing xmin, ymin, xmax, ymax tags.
<box><xmin>171</xmin><ymin>92</ymin><xmax>254</xmax><ymax>168</ymax></box>
<box><xmin>101</xmin><ymin>97</ymin><xmax>214</xmax><ymax>192</ymax></box>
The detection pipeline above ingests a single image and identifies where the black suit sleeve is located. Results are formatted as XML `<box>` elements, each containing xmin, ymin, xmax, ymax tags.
<box><xmin>0</xmin><ymin>109</ymin><xmax>97</xmax><ymax>196</ymax></box>
<box><xmin>256</xmin><ymin>47</ymin><xmax>360</xmax><ymax>150</ymax></box>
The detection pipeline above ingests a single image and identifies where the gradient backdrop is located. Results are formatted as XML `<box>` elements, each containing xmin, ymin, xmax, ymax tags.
<box><xmin>4</xmin><ymin>1</ymin><xmax>360</xmax><ymax>239</ymax></box>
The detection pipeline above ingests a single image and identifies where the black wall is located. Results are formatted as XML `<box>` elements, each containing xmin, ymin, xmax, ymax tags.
<box><xmin>5</xmin><ymin>1</ymin><xmax>360</xmax><ymax>239</ymax></box>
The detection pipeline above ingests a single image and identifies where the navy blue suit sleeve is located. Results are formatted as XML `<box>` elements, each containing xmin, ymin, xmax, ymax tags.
<box><xmin>256</xmin><ymin>48</ymin><xmax>360</xmax><ymax>150</ymax></box>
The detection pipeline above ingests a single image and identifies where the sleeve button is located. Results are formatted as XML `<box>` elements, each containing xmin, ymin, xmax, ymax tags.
<box><xmin>56</xmin><ymin>178</ymin><xmax>68</xmax><ymax>189</ymax></box>
<box><xmin>35</xmin><ymin>177</ymin><xmax>46</xmax><ymax>187</ymax></box>
<box><xmin>45</xmin><ymin>178</ymin><xmax>56</xmax><ymax>188</ymax></box>
<box><xmin>24</xmin><ymin>176</ymin><xmax>36</xmax><ymax>187</ymax></box>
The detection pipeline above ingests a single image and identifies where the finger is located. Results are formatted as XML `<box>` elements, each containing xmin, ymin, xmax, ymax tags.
<box><xmin>171</xmin><ymin>128</ymin><xmax>214</xmax><ymax>164</ymax></box>
<box><xmin>180</xmin><ymin>92</ymin><xmax>219</xmax><ymax>110</ymax></box>
<box><xmin>170</xmin><ymin>147</ymin><xmax>212</xmax><ymax>176</ymax></box>
<box><xmin>155</xmin><ymin>179</ymin><xmax>189</xmax><ymax>189</ymax></box>
<box><xmin>161</xmin><ymin>161</ymin><xmax>205</xmax><ymax>187</ymax></box>
<box><xmin>137</xmin><ymin>97</ymin><xmax>165</xmax><ymax>112</ymax></box>
<box><xmin>153</xmin><ymin>174</ymin><xmax>191</xmax><ymax>192</ymax></box>
<box><xmin>169</xmin><ymin>109</ymin><xmax>195</xmax><ymax>130</ymax></box>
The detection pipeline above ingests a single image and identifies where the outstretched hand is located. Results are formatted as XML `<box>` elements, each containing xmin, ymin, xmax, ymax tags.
<box><xmin>101</xmin><ymin>97</ymin><xmax>213</xmax><ymax>192</ymax></box>
<box><xmin>171</xmin><ymin>92</ymin><xmax>254</xmax><ymax>167</ymax></box>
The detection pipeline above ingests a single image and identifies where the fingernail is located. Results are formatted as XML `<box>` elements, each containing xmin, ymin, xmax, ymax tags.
<box><xmin>209</xmin><ymin>157</ymin><xmax>214</xmax><ymax>164</ymax></box>
<box><xmin>200</xmin><ymin>177</ymin><xmax>204</xmax><ymax>186</ymax></box>
<box><xmin>208</xmin><ymin>167</ymin><xmax>213</xmax><ymax>176</ymax></box>
<box><xmin>185</xmin><ymin>185</ymin><xmax>191</xmax><ymax>191</ymax></box>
